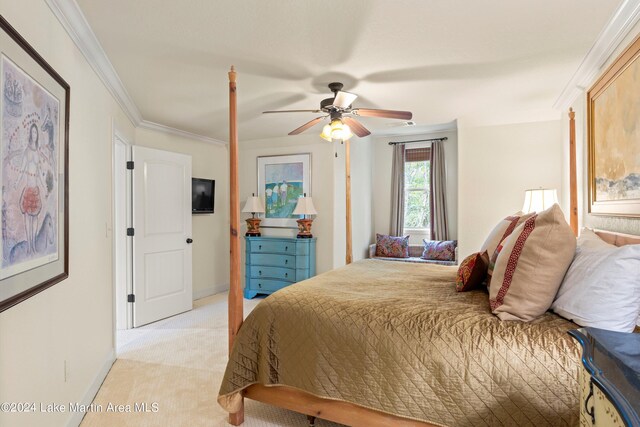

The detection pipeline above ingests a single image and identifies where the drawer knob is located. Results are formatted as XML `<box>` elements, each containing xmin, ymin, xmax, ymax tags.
<box><xmin>259</xmin><ymin>270</ymin><xmax>262</xmax><ymax>275</ymax></box>
<box><xmin>259</xmin><ymin>245</ymin><xmax>262</xmax><ymax>250</ymax></box>
<box><xmin>258</xmin><ymin>283</ymin><xmax>262</xmax><ymax>288</ymax></box>
<box><xmin>285</xmin><ymin>259</ymin><xmax>288</xmax><ymax>264</ymax></box>
<box><xmin>285</xmin><ymin>273</ymin><xmax>288</xmax><ymax>278</ymax></box>
<box><xmin>285</xmin><ymin>246</ymin><xmax>288</xmax><ymax>251</ymax></box>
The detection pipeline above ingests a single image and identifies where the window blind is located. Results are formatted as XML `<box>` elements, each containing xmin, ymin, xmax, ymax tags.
<box><xmin>405</xmin><ymin>147</ymin><xmax>431</xmax><ymax>162</ymax></box>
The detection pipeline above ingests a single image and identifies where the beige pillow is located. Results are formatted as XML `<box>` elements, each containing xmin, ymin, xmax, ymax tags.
<box><xmin>489</xmin><ymin>204</ymin><xmax>576</xmax><ymax>322</ymax></box>
<box><xmin>480</xmin><ymin>211</ymin><xmax>535</xmax><ymax>258</ymax></box>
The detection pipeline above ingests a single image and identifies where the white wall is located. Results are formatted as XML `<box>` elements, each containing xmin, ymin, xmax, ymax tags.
<box><xmin>135</xmin><ymin>128</ymin><xmax>230</xmax><ymax>299</ymax></box>
<box><xmin>350</xmin><ymin>137</ymin><xmax>374</xmax><ymax>261</ymax></box>
<box><xmin>457</xmin><ymin>119</ymin><xmax>562</xmax><ymax>259</ymax></box>
<box><xmin>561</xmin><ymin>21</ymin><xmax>640</xmax><ymax>236</ymax></box>
<box><xmin>372</xmin><ymin>130</ymin><xmax>458</xmax><ymax>244</ymax></box>
<box><xmin>238</xmin><ymin>134</ymin><xmax>374</xmax><ymax>278</ymax></box>
<box><xmin>239</xmin><ymin>135</ymin><xmax>336</xmax><ymax>278</ymax></box>
<box><xmin>0</xmin><ymin>1</ymin><xmax>135</xmax><ymax>426</ymax></box>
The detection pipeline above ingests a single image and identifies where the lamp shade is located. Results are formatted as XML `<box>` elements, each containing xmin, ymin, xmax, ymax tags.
<box><xmin>242</xmin><ymin>195</ymin><xmax>265</xmax><ymax>214</ymax></box>
<box><xmin>293</xmin><ymin>196</ymin><xmax>317</xmax><ymax>215</ymax></box>
<box><xmin>522</xmin><ymin>188</ymin><xmax>558</xmax><ymax>213</ymax></box>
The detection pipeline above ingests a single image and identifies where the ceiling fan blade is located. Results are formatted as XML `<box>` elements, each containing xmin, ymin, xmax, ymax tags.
<box><xmin>332</xmin><ymin>91</ymin><xmax>358</xmax><ymax>109</ymax></box>
<box><xmin>263</xmin><ymin>109</ymin><xmax>322</xmax><ymax>114</ymax></box>
<box><xmin>352</xmin><ymin>108</ymin><xmax>413</xmax><ymax>120</ymax></box>
<box><xmin>342</xmin><ymin>117</ymin><xmax>371</xmax><ymax>137</ymax></box>
<box><xmin>288</xmin><ymin>116</ymin><xmax>326</xmax><ymax>135</ymax></box>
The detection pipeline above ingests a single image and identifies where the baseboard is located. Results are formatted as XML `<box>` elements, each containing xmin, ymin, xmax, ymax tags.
<box><xmin>66</xmin><ymin>349</ymin><xmax>116</xmax><ymax>427</ymax></box>
<box><xmin>193</xmin><ymin>283</ymin><xmax>229</xmax><ymax>300</ymax></box>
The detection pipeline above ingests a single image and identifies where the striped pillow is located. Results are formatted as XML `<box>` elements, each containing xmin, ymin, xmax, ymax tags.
<box><xmin>480</xmin><ymin>212</ymin><xmax>535</xmax><ymax>262</ymax></box>
<box><xmin>489</xmin><ymin>204</ymin><xmax>576</xmax><ymax>322</ymax></box>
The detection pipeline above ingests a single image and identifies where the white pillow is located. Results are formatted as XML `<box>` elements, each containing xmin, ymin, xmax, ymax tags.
<box><xmin>552</xmin><ymin>241</ymin><xmax>640</xmax><ymax>332</ymax></box>
<box><xmin>577</xmin><ymin>228</ymin><xmax>611</xmax><ymax>249</ymax></box>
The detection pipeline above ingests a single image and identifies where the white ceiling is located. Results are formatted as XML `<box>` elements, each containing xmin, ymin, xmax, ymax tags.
<box><xmin>76</xmin><ymin>0</ymin><xmax>621</xmax><ymax>141</ymax></box>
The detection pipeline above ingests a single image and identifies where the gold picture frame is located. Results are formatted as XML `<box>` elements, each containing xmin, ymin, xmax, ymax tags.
<box><xmin>588</xmin><ymin>34</ymin><xmax>640</xmax><ymax>217</ymax></box>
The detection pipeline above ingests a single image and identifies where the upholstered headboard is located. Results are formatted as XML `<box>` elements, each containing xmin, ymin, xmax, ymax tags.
<box><xmin>594</xmin><ymin>229</ymin><xmax>640</xmax><ymax>246</ymax></box>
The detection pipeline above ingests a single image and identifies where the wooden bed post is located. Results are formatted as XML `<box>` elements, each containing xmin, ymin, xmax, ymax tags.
<box><xmin>228</xmin><ymin>65</ymin><xmax>244</xmax><ymax>425</ymax></box>
<box><xmin>569</xmin><ymin>108</ymin><xmax>578</xmax><ymax>236</ymax></box>
<box><xmin>345</xmin><ymin>138</ymin><xmax>353</xmax><ymax>264</ymax></box>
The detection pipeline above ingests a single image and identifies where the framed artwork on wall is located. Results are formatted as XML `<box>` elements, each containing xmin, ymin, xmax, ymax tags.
<box><xmin>588</xmin><ymin>34</ymin><xmax>640</xmax><ymax>217</ymax></box>
<box><xmin>0</xmin><ymin>16</ymin><xmax>69</xmax><ymax>312</ymax></box>
<box><xmin>257</xmin><ymin>153</ymin><xmax>311</xmax><ymax>228</ymax></box>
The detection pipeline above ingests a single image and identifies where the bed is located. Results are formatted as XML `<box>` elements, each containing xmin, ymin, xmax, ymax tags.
<box><xmin>221</xmin><ymin>68</ymin><xmax>637</xmax><ymax>426</ymax></box>
<box><xmin>218</xmin><ymin>259</ymin><xmax>581</xmax><ymax>426</ymax></box>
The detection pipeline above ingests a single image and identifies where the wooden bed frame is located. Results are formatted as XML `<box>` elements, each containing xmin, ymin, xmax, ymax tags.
<box><xmin>225</xmin><ymin>68</ymin><xmax>638</xmax><ymax>426</ymax></box>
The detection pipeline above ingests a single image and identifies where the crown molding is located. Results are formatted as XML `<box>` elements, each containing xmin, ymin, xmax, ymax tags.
<box><xmin>45</xmin><ymin>0</ymin><xmax>142</xmax><ymax>125</ymax></box>
<box><xmin>45</xmin><ymin>0</ymin><xmax>227</xmax><ymax>145</ymax></box>
<box><xmin>139</xmin><ymin>120</ymin><xmax>227</xmax><ymax>146</ymax></box>
<box><xmin>554</xmin><ymin>0</ymin><xmax>640</xmax><ymax>110</ymax></box>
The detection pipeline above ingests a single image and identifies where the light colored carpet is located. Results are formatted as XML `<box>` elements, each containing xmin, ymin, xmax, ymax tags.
<box><xmin>80</xmin><ymin>293</ymin><xmax>343</xmax><ymax>427</ymax></box>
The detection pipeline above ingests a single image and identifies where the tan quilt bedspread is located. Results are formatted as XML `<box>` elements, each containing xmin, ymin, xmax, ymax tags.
<box><xmin>218</xmin><ymin>259</ymin><xmax>581</xmax><ymax>426</ymax></box>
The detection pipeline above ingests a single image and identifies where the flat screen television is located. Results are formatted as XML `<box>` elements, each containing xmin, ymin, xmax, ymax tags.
<box><xmin>192</xmin><ymin>178</ymin><xmax>215</xmax><ymax>214</ymax></box>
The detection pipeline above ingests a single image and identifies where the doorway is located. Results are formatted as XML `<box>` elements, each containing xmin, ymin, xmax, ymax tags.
<box><xmin>112</xmin><ymin>135</ymin><xmax>194</xmax><ymax>353</ymax></box>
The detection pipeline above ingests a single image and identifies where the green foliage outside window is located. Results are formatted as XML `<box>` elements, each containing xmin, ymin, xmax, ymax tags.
<box><xmin>403</xmin><ymin>161</ymin><xmax>430</xmax><ymax>229</ymax></box>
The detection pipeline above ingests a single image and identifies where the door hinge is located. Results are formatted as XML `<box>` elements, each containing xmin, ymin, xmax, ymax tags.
<box><xmin>126</xmin><ymin>161</ymin><xmax>134</xmax><ymax>170</ymax></box>
<box><xmin>127</xmin><ymin>228</ymin><xmax>135</xmax><ymax>236</ymax></box>
<box><xmin>127</xmin><ymin>294</ymin><xmax>135</xmax><ymax>303</ymax></box>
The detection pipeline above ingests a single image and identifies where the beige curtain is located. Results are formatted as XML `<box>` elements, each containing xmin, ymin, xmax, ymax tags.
<box><xmin>430</xmin><ymin>141</ymin><xmax>448</xmax><ymax>240</ymax></box>
<box><xmin>390</xmin><ymin>144</ymin><xmax>405</xmax><ymax>236</ymax></box>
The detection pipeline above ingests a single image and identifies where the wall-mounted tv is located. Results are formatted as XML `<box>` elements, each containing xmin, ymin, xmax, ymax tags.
<box><xmin>192</xmin><ymin>178</ymin><xmax>215</xmax><ymax>214</ymax></box>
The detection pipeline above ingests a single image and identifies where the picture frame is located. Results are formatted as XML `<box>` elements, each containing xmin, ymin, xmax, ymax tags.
<box><xmin>0</xmin><ymin>16</ymin><xmax>69</xmax><ymax>312</ymax></box>
<box><xmin>257</xmin><ymin>153</ymin><xmax>311</xmax><ymax>228</ymax></box>
<box><xmin>588</xmin><ymin>33</ymin><xmax>640</xmax><ymax>217</ymax></box>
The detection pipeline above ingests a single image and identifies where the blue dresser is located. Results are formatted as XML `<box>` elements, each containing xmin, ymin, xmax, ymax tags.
<box><xmin>244</xmin><ymin>236</ymin><xmax>316</xmax><ymax>299</ymax></box>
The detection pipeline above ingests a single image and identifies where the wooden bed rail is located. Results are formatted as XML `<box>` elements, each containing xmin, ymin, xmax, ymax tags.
<box><xmin>244</xmin><ymin>384</ymin><xmax>438</xmax><ymax>427</ymax></box>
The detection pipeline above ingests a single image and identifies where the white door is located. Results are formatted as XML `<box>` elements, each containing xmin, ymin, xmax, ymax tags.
<box><xmin>132</xmin><ymin>146</ymin><xmax>192</xmax><ymax>327</ymax></box>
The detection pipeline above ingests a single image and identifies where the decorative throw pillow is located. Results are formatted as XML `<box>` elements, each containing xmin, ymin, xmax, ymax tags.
<box><xmin>489</xmin><ymin>204</ymin><xmax>576</xmax><ymax>322</ymax></box>
<box><xmin>552</xmin><ymin>238</ymin><xmax>640</xmax><ymax>332</ymax></box>
<box><xmin>480</xmin><ymin>211</ymin><xmax>535</xmax><ymax>260</ymax></box>
<box><xmin>422</xmin><ymin>240</ymin><xmax>457</xmax><ymax>261</ymax></box>
<box><xmin>456</xmin><ymin>251</ymin><xmax>489</xmax><ymax>292</ymax></box>
<box><xmin>375</xmin><ymin>234</ymin><xmax>409</xmax><ymax>258</ymax></box>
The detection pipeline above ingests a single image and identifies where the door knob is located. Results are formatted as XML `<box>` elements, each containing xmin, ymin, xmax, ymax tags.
<box><xmin>186</xmin><ymin>238</ymin><xmax>193</xmax><ymax>244</ymax></box>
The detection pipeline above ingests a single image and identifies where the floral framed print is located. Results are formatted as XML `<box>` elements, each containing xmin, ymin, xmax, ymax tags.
<box><xmin>588</xmin><ymin>34</ymin><xmax>640</xmax><ymax>217</ymax></box>
<box><xmin>0</xmin><ymin>16</ymin><xmax>69</xmax><ymax>312</ymax></box>
<box><xmin>257</xmin><ymin>153</ymin><xmax>311</xmax><ymax>228</ymax></box>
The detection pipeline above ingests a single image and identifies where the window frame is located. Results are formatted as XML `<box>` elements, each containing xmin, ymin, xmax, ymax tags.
<box><xmin>402</xmin><ymin>144</ymin><xmax>431</xmax><ymax>235</ymax></box>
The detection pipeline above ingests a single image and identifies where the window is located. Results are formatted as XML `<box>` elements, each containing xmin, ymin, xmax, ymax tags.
<box><xmin>403</xmin><ymin>148</ymin><xmax>430</xmax><ymax>233</ymax></box>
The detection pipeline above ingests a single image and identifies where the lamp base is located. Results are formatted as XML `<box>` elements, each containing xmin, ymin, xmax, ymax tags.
<box><xmin>245</xmin><ymin>218</ymin><xmax>262</xmax><ymax>237</ymax></box>
<box><xmin>296</xmin><ymin>218</ymin><xmax>314</xmax><ymax>239</ymax></box>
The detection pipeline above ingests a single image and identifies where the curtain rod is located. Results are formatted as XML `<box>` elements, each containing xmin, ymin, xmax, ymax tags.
<box><xmin>388</xmin><ymin>137</ymin><xmax>448</xmax><ymax>145</ymax></box>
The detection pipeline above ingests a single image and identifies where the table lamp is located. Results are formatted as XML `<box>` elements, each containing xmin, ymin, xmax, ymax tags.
<box><xmin>522</xmin><ymin>188</ymin><xmax>558</xmax><ymax>213</ymax></box>
<box><xmin>242</xmin><ymin>194</ymin><xmax>265</xmax><ymax>236</ymax></box>
<box><xmin>292</xmin><ymin>194</ymin><xmax>317</xmax><ymax>238</ymax></box>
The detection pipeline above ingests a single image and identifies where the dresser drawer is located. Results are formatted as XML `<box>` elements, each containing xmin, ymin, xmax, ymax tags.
<box><xmin>246</xmin><ymin>278</ymin><xmax>289</xmax><ymax>293</ymax></box>
<box><xmin>250</xmin><ymin>266</ymin><xmax>295</xmax><ymax>282</ymax></box>
<box><xmin>249</xmin><ymin>240</ymin><xmax>295</xmax><ymax>255</ymax></box>
<box><xmin>250</xmin><ymin>254</ymin><xmax>296</xmax><ymax>268</ymax></box>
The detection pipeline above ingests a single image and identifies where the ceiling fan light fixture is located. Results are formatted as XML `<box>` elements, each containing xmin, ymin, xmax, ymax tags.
<box><xmin>322</xmin><ymin>119</ymin><xmax>352</xmax><ymax>141</ymax></box>
<box><xmin>320</xmin><ymin>123</ymin><xmax>333</xmax><ymax>141</ymax></box>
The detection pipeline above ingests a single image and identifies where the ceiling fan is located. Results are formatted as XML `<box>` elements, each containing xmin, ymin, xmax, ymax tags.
<box><xmin>263</xmin><ymin>82</ymin><xmax>413</xmax><ymax>140</ymax></box>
